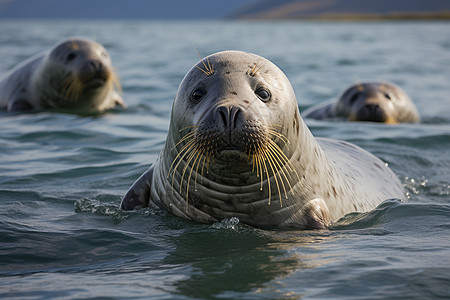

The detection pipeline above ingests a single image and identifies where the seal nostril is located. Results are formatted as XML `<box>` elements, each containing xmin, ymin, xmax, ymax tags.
<box><xmin>218</xmin><ymin>107</ymin><xmax>228</xmax><ymax>128</ymax></box>
<box><xmin>231</xmin><ymin>107</ymin><xmax>241</xmax><ymax>129</ymax></box>
<box><xmin>88</xmin><ymin>60</ymin><xmax>102</xmax><ymax>72</ymax></box>
<box><xmin>360</xmin><ymin>104</ymin><xmax>384</xmax><ymax>122</ymax></box>
<box><xmin>216</xmin><ymin>106</ymin><xmax>242</xmax><ymax>130</ymax></box>
<box><xmin>366</xmin><ymin>104</ymin><xmax>379</xmax><ymax>114</ymax></box>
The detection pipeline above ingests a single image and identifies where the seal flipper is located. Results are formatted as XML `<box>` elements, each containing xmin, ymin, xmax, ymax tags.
<box><xmin>302</xmin><ymin>99</ymin><xmax>335</xmax><ymax>120</ymax></box>
<box><xmin>302</xmin><ymin>198</ymin><xmax>331</xmax><ymax>229</ymax></box>
<box><xmin>8</xmin><ymin>98</ymin><xmax>34</xmax><ymax>112</ymax></box>
<box><xmin>120</xmin><ymin>166</ymin><xmax>153</xmax><ymax>210</ymax></box>
<box><xmin>113</xmin><ymin>91</ymin><xmax>127</xmax><ymax>109</ymax></box>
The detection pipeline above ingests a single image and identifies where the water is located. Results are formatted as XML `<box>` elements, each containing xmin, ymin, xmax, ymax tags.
<box><xmin>0</xmin><ymin>20</ymin><xmax>449</xmax><ymax>299</ymax></box>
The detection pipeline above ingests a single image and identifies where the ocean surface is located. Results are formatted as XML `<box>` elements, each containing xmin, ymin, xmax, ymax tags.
<box><xmin>0</xmin><ymin>20</ymin><xmax>449</xmax><ymax>299</ymax></box>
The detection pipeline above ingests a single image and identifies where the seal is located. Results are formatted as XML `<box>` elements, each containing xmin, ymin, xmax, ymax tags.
<box><xmin>303</xmin><ymin>82</ymin><xmax>420</xmax><ymax>123</ymax></box>
<box><xmin>0</xmin><ymin>37</ymin><xmax>126</xmax><ymax>113</ymax></box>
<box><xmin>121</xmin><ymin>51</ymin><xmax>405</xmax><ymax>229</ymax></box>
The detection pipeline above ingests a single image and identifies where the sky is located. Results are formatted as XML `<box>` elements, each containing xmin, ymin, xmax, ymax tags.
<box><xmin>0</xmin><ymin>0</ymin><xmax>260</xmax><ymax>19</ymax></box>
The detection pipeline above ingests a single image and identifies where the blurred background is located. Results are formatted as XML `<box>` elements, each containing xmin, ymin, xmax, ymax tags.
<box><xmin>1</xmin><ymin>0</ymin><xmax>450</xmax><ymax>20</ymax></box>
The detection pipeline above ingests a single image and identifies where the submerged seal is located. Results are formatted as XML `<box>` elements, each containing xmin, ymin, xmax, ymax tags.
<box><xmin>121</xmin><ymin>51</ymin><xmax>405</xmax><ymax>229</ymax></box>
<box><xmin>0</xmin><ymin>37</ymin><xmax>126</xmax><ymax>113</ymax></box>
<box><xmin>303</xmin><ymin>82</ymin><xmax>420</xmax><ymax>123</ymax></box>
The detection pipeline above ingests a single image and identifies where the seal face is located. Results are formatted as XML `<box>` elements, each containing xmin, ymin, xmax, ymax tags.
<box><xmin>121</xmin><ymin>51</ymin><xmax>405</xmax><ymax>229</ymax></box>
<box><xmin>303</xmin><ymin>82</ymin><xmax>420</xmax><ymax>123</ymax></box>
<box><xmin>0</xmin><ymin>38</ymin><xmax>126</xmax><ymax>113</ymax></box>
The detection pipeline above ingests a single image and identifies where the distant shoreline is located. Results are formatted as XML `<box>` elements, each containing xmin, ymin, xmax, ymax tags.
<box><xmin>0</xmin><ymin>14</ymin><xmax>449</xmax><ymax>22</ymax></box>
<box><xmin>232</xmin><ymin>11</ymin><xmax>450</xmax><ymax>21</ymax></box>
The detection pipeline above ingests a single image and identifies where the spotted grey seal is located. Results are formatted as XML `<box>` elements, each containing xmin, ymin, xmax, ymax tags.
<box><xmin>303</xmin><ymin>82</ymin><xmax>420</xmax><ymax>123</ymax></box>
<box><xmin>0</xmin><ymin>37</ymin><xmax>125</xmax><ymax>113</ymax></box>
<box><xmin>121</xmin><ymin>51</ymin><xmax>405</xmax><ymax>229</ymax></box>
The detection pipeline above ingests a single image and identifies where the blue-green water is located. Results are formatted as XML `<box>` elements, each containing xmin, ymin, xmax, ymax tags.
<box><xmin>0</xmin><ymin>21</ymin><xmax>449</xmax><ymax>299</ymax></box>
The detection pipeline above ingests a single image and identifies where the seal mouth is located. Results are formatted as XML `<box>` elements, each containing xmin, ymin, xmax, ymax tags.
<box><xmin>85</xmin><ymin>77</ymin><xmax>107</xmax><ymax>89</ymax></box>
<box><xmin>61</xmin><ymin>67</ymin><xmax>120</xmax><ymax>104</ymax></box>
<box><xmin>218</xmin><ymin>145</ymin><xmax>245</xmax><ymax>153</ymax></box>
<box><xmin>168</xmin><ymin>125</ymin><xmax>300</xmax><ymax>206</ymax></box>
<box><xmin>352</xmin><ymin>104</ymin><xmax>387</xmax><ymax>123</ymax></box>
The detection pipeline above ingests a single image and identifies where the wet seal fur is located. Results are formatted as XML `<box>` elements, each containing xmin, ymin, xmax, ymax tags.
<box><xmin>121</xmin><ymin>51</ymin><xmax>405</xmax><ymax>229</ymax></box>
<box><xmin>0</xmin><ymin>37</ymin><xmax>125</xmax><ymax>113</ymax></box>
<box><xmin>303</xmin><ymin>82</ymin><xmax>420</xmax><ymax>123</ymax></box>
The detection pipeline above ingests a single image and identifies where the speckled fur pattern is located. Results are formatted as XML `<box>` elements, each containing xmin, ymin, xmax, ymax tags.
<box><xmin>0</xmin><ymin>37</ymin><xmax>125</xmax><ymax>113</ymax></box>
<box><xmin>121</xmin><ymin>51</ymin><xmax>405</xmax><ymax>229</ymax></box>
<box><xmin>303</xmin><ymin>82</ymin><xmax>420</xmax><ymax>123</ymax></box>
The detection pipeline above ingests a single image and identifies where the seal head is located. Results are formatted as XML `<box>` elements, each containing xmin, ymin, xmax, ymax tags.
<box><xmin>0</xmin><ymin>38</ymin><xmax>125</xmax><ymax>113</ymax></box>
<box><xmin>303</xmin><ymin>82</ymin><xmax>420</xmax><ymax>123</ymax></box>
<box><xmin>335</xmin><ymin>82</ymin><xmax>420</xmax><ymax>123</ymax></box>
<box><xmin>121</xmin><ymin>51</ymin><xmax>405</xmax><ymax>229</ymax></box>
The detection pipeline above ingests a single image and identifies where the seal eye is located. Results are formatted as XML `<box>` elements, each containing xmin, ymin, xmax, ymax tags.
<box><xmin>256</xmin><ymin>88</ymin><xmax>271</xmax><ymax>102</ymax></box>
<box><xmin>385</xmin><ymin>93</ymin><xmax>393</xmax><ymax>101</ymax></box>
<box><xmin>349</xmin><ymin>93</ymin><xmax>359</xmax><ymax>105</ymax></box>
<box><xmin>66</xmin><ymin>52</ymin><xmax>76</xmax><ymax>62</ymax></box>
<box><xmin>191</xmin><ymin>89</ymin><xmax>205</xmax><ymax>103</ymax></box>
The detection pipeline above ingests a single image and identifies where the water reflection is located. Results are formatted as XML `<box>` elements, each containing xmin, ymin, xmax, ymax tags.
<box><xmin>162</xmin><ymin>220</ymin><xmax>336</xmax><ymax>299</ymax></box>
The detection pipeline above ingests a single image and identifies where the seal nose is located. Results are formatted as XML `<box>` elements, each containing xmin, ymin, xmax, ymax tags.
<box><xmin>215</xmin><ymin>105</ymin><xmax>242</xmax><ymax>130</ymax></box>
<box><xmin>358</xmin><ymin>104</ymin><xmax>385</xmax><ymax>122</ymax></box>
<box><xmin>81</xmin><ymin>59</ymin><xmax>106</xmax><ymax>81</ymax></box>
<box><xmin>88</xmin><ymin>59</ymin><xmax>103</xmax><ymax>73</ymax></box>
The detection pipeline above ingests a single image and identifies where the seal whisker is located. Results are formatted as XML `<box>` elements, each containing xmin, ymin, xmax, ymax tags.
<box><xmin>194</xmin><ymin>48</ymin><xmax>214</xmax><ymax>76</ymax></box>
<box><xmin>175</xmin><ymin>144</ymin><xmax>196</xmax><ymax>193</ymax></box>
<box><xmin>267</xmin><ymin>139</ymin><xmax>300</xmax><ymax>181</ymax></box>
<box><xmin>169</xmin><ymin>139</ymin><xmax>198</xmax><ymax>191</ymax></box>
<box><xmin>180</xmin><ymin>144</ymin><xmax>201</xmax><ymax>194</ymax></box>
<box><xmin>251</xmin><ymin>143</ymin><xmax>261</xmax><ymax>179</ymax></box>
<box><xmin>75</xmin><ymin>79</ymin><xmax>85</xmax><ymax>102</ymax></box>
<box><xmin>265</xmin><ymin>145</ymin><xmax>289</xmax><ymax>197</ymax></box>
<box><xmin>62</xmin><ymin>75</ymin><xmax>77</xmax><ymax>101</ymax></box>
<box><xmin>169</xmin><ymin>138</ymin><xmax>197</xmax><ymax>175</ymax></box>
<box><xmin>206</xmin><ymin>57</ymin><xmax>214</xmax><ymax>75</ymax></box>
<box><xmin>262</xmin><ymin>148</ymin><xmax>283</xmax><ymax>206</ymax></box>
<box><xmin>256</xmin><ymin>145</ymin><xmax>264</xmax><ymax>189</ymax></box>
<box><xmin>186</xmin><ymin>146</ymin><xmax>203</xmax><ymax>209</ymax></box>
<box><xmin>66</xmin><ymin>77</ymin><xmax>85</xmax><ymax>103</ymax></box>
<box><xmin>65</xmin><ymin>79</ymin><xmax>78</xmax><ymax>102</ymax></box>
<box><xmin>172</xmin><ymin>130</ymin><xmax>197</xmax><ymax>150</ymax></box>
<box><xmin>254</xmin><ymin>147</ymin><xmax>272</xmax><ymax>205</ymax></box>
<box><xmin>70</xmin><ymin>38</ymin><xmax>80</xmax><ymax>50</ymax></box>
<box><xmin>266</xmin><ymin>141</ymin><xmax>294</xmax><ymax>193</ymax></box>
<box><xmin>248</xmin><ymin>60</ymin><xmax>269</xmax><ymax>77</ymax></box>
<box><xmin>193</xmin><ymin>144</ymin><xmax>205</xmax><ymax>190</ymax></box>
<box><xmin>266</xmin><ymin>143</ymin><xmax>294</xmax><ymax>202</ymax></box>
<box><xmin>267</xmin><ymin>129</ymin><xmax>290</xmax><ymax>145</ymax></box>
<box><xmin>67</xmin><ymin>76</ymin><xmax>80</xmax><ymax>102</ymax></box>
<box><xmin>254</xmin><ymin>60</ymin><xmax>269</xmax><ymax>75</ymax></box>
<box><xmin>202</xmin><ymin>140</ymin><xmax>213</xmax><ymax>176</ymax></box>
<box><xmin>178</xmin><ymin>125</ymin><xmax>200</xmax><ymax>132</ymax></box>
<box><xmin>200</xmin><ymin>150</ymin><xmax>209</xmax><ymax>177</ymax></box>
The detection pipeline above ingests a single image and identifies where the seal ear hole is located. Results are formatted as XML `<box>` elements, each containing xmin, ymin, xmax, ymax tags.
<box><xmin>256</xmin><ymin>88</ymin><xmax>271</xmax><ymax>102</ymax></box>
<box><xmin>190</xmin><ymin>89</ymin><xmax>206</xmax><ymax>104</ymax></box>
<box><xmin>66</xmin><ymin>52</ymin><xmax>77</xmax><ymax>62</ymax></box>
